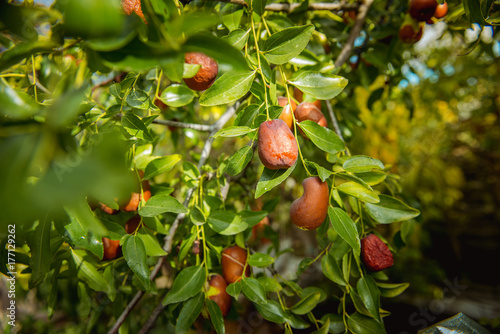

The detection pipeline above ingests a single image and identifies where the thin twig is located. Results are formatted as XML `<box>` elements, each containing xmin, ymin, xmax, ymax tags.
<box><xmin>108</xmin><ymin>100</ymin><xmax>241</xmax><ymax>334</ymax></box>
<box><xmin>152</xmin><ymin>119</ymin><xmax>212</xmax><ymax>131</ymax></box>
<box><xmin>216</xmin><ymin>0</ymin><xmax>359</xmax><ymax>12</ymax></box>
<box><xmin>334</xmin><ymin>0</ymin><xmax>374</xmax><ymax>68</ymax></box>
<box><xmin>325</xmin><ymin>99</ymin><xmax>344</xmax><ymax>142</ymax></box>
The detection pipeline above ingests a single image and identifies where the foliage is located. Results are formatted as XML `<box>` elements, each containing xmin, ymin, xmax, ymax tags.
<box><xmin>0</xmin><ymin>0</ymin><xmax>499</xmax><ymax>333</ymax></box>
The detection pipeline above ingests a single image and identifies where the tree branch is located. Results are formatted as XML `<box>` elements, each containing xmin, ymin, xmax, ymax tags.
<box><xmin>108</xmin><ymin>100</ymin><xmax>241</xmax><ymax>334</ymax></box>
<box><xmin>334</xmin><ymin>0</ymin><xmax>374</xmax><ymax>68</ymax></box>
<box><xmin>325</xmin><ymin>99</ymin><xmax>345</xmax><ymax>142</ymax></box>
<box><xmin>152</xmin><ymin>119</ymin><xmax>212</xmax><ymax>131</ymax></box>
<box><xmin>215</xmin><ymin>0</ymin><xmax>359</xmax><ymax>12</ymax></box>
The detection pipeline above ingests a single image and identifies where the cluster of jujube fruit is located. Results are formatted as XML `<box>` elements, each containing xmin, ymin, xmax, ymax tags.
<box><xmin>399</xmin><ymin>0</ymin><xmax>448</xmax><ymax>44</ymax></box>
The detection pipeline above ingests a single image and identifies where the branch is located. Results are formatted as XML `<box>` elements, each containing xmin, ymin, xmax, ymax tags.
<box><xmin>108</xmin><ymin>100</ymin><xmax>241</xmax><ymax>334</ymax></box>
<box><xmin>334</xmin><ymin>0</ymin><xmax>374</xmax><ymax>68</ymax></box>
<box><xmin>152</xmin><ymin>119</ymin><xmax>212</xmax><ymax>131</ymax></box>
<box><xmin>325</xmin><ymin>99</ymin><xmax>345</xmax><ymax>142</ymax></box>
<box><xmin>216</xmin><ymin>0</ymin><xmax>359</xmax><ymax>12</ymax></box>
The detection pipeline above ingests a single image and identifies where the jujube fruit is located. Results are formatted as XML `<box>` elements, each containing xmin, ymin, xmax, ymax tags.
<box><xmin>120</xmin><ymin>171</ymin><xmax>152</xmax><ymax>212</ymax></box>
<box><xmin>293</xmin><ymin>87</ymin><xmax>322</xmax><ymax>110</ymax></box>
<box><xmin>258</xmin><ymin>119</ymin><xmax>298</xmax><ymax>170</ymax></box>
<box><xmin>277</xmin><ymin>97</ymin><xmax>296</xmax><ymax>129</ymax></box>
<box><xmin>294</xmin><ymin>102</ymin><xmax>327</xmax><ymax>128</ymax></box>
<box><xmin>222</xmin><ymin>245</ymin><xmax>250</xmax><ymax>284</ymax></box>
<box><xmin>409</xmin><ymin>0</ymin><xmax>438</xmax><ymax>22</ymax></box>
<box><xmin>183</xmin><ymin>52</ymin><xmax>218</xmax><ymax>91</ymax></box>
<box><xmin>125</xmin><ymin>215</ymin><xmax>141</xmax><ymax>234</ymax></box>
<box><xmin>100</xmin><ymin>202</ymin><xmax>119</xmax><ymax>215</ymax></box>
<box><xmin>121</xmin><ymin>0</ymin><xmax>146</xmax><ymax>23</ymax></box>
<box><xmin>361</xmin><ymin>234</ymin><xmax>394</xmax><ymax>271</ymax></box>
<box><xmin>102</xmin><ymin>238</ymin><xmax>122</xmax><ymax>260</ymax></box>
<box><xmin>290</xmin><ymin>177</ymin><xmax>329</xmax><ymax>230</ymax></box>
<box><xmin>207</xmin><ymin>274</ymin><xmax>232</xmax><ymax>317</ymax></box>
<box><xmin>399</xmin><ymin>23</ymin><xmax>423</xmax><ymax>43</ymax></box>
<box><xmin>433</xmin><ymin>2</ymin><xmax>448</xmax><ymax>19</ymax></box>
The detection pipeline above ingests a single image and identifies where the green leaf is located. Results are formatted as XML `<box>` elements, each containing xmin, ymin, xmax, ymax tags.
<box><xmin>337</xmin><ymin>182</ymin><xmax>380</xmax><ymax>204</ymax></box>
<box><xmin>289</xmin><ymin>71</ymin><xmax>348</xmax><ymax>100</ymax></box>
<box><xmin>71</xmin><ymin>249</ymin><xmax>108</xmax><ymax>292</ymax></box>
<box><xmin>212</xmin><ymin>126</ymin><xmax>254</xmax><ymax>138</ymax></box>
<box><xmin>463</xmin><ymin>0</ymin><xmax>488</xmax><ymax>25</ymax></box>
<box><xmin>263</xmin><ymin>25</ymin><xmax>315</xmax><ymax>65</ymax></box>
<box><xmin>190</xmin><ymin>206</ymin><xmax>207</xmax><ymax>226</ymax></box>
<box><xmin>226</xmin><ymin>146</ymin><xmax>254</xmax><ymax>176</ymax></box>
<box><xmin>347</xmin><ymin>313</ymin><xmax>386</xmax><ymax>334</ymax></box>
<box><xmin>63</xmin><ymin>208</ymin><xmax>104</xmax><ymax>259</ymax></box>
<box><xmin>122</xmin><ymin>112</ymin><xmax>153</xmax><ymax>141</ymax></box>
<box><xmin>226</xmin><ymin>281</ymin><xmax>242</xmax><ymax>298</ymax></box>
<box><xmin>241</xmin><ymin>277</ymin><xmax>267</xmax><ymax>304</ymax></box>
<box><xmin>220</xmin><ymin>29</ymin><xmax>250</xmax><ymax>50</ymax></box>
<box><xmin>258</xmin><ymin>276</ymin><xmax>282</xmax><ymax>292</ymax></box>
<box><xmin>199</xmin><ymin>71</ymin><xmax>256</xmax><ymax>106</ymax></box>
<box><xmin>28</xmin><ymin>219</ymin><xmax>51</xmax><ymax>287</ymax></box>
<box><xmin>377</xmin><ymin>282</ymin><xmax>410</xmax><ymax>298</ymax></box>
<box><xmin>248</xmin><ymin>253</ymin><xmax>275</xmax><ymax>267</ymax></box>
<box><xmin>207</xmin><ymin>210</ymin><xmax>244</xmax><ymax>235</ymax></box>
<box><xmin>206</xmin><ymin>298</ymin><xmax>225</xmax><ymax>334</ymax></box>
<box><xmin>355</xmin><ymin>171</ymin><xmax>387</xmax><ymax>186</ymax></box>
<box><xmin>307</xmin><ymin>161</ymin><xmax>333</xmax><ymax>182</ymax></box>
<box><xmin>254</xmin><ymin>300</ymin><xmax>286</xmax><ymax>324</ymax></box>
<box><xmin>249</xmin><ymin>0</ymin><xmax>267</xmax><ymax>16</ymax></box>
<box><xmin>328</xmin><ymin>207</ymin><xmax>360</xmax><ymax>257</ymax></box>
<box><xmin>234</xmin><ymin>104</ymin><xmax>260</xmax><ymax>127</ymax></box>
<box><xmin>222</xmin><ymin>10</ymin><xmax>244</xmax><ymax>31</ymax></box>
<box><xmin>163</xmin><ymin>266</ymin><xmax>207</xmax><ymax>305</ymax></box>
<box><xmin>298</xmin><ymin>121</ymin><xmax>345</xmax><ymax>154</ymax></box>
<box><xmin>143</xmin><ymin>155</ymin><xmax>182</xmax><ymax>180</ymax></box>
<box><xmin>364</xmin><ymin>195</ymin><xmax>420</xmax><ymax>224</ymax></box>
<box><xmin>159</xmin><ymin>84</ymin><xmax>195</xmax><ymax>108</ymax></box>
<box><xmin>310</xmin><ymin>318</ymin><xmax>330</xmax><ymax>334</ymax></box>
<box><xmin>122</xmin><ymin>235</ymin><xmax>151</xmax><ymax>290</ymax></box>
<box><xmin>290</xmin><ymin>292</ymin><xmax>321</xmax><ymax>315</ymax></box>
<box><xmin>255</xmin><ymin>160</ymin><xmax>297</xmax><ymax>198</ymax></box>
<box><xmin>321</xmin><ymin>314</ymin><xmax>345</xmax><ymax>334</ymax></box>
<box><xmin>126</xmin><ymin>89</ymin><xmax>150</xmax><ymax>110</ymax></box>
<box><xmin>137</xmin><ymin>227</ymin><xmax>167</xmax><ymax>257</ymax></box>
<box><xmin>183</xmin><ymin>63</ymin><xmax>201</xmax><ymax>78</ymax></box>
<box><xmin>138</xmin><ymin>194</ymin><xmax>188</xmax><ymax>217</ymax></box>
<box><xmin>357</xmin><ymin>276</ymin><xmax>381</xmax><ymax>320</ymax></box>
<box><xmin>343</xmin><ymin>156</ymin><xmax>385</xmax><ymax>173</ymax></box>
<box><xmin>176</xmin><ymin>293</ymin><xmax>205</xmax><ymax>334</ymax></box>
<box><xmin>321</xmin><ymin>254</ymin><xmax>347</xmax><ymax>286</ymax></box>
<box><xmin>0</xmin><ymin>80</ymin><xmax>38</xmax><ymax>119</ymax></box>
<box><xmin>0</xmin><ymin>40</ymin><xmax>57</xmax><ymax>72</ymax></box>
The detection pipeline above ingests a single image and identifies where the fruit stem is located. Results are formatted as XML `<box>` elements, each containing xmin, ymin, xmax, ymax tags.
<box><xmin>250</xmin><ymin>12</ymin><xmax>270</xmax><ymax>121</ymax></box>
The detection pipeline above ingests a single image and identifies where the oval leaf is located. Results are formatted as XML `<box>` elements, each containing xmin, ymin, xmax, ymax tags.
<box><xmin>321</xmin><ymin>254</ymin><xmax>347</xmax><ymax>286</ymax></box>
<box><xmin>207</xmin><ymin>210</ymin><xmax>245</xmax><ymax>235</ymax></box>
<box><xmin>122</xmin><ymin>235</ymin><xmax>151</xmax><ymax>290</ymax></box>
<box><xmin>212</xmin><ymin>126</ymin><xmax>253</xmax><ymax>138</ymax></box>
<box><xmin>263</xmin><ymin>25</ymin><xmax>315</xmax><ymax>65</ymax></box>
<box><xmin>357</xmin><ymin>276</ymin><xmax>381</xmax><ymax>321</ymax></box>
<box><xmin>289</xmin><ymin>71</ymin><xmax>348</xmax><ymax>100</ymax></box>
<box><xmin>328</xmin><ymin>207</ymin><xmax>360</xmax><ymax>257</ymax></box>
<box><xmin>255</xmin><ymin>160</ymin><xmax>297</xmax><ymax>198</ymax></box>
<box><xmin>163</xmin><ymin>265</ymin><xmax>207</xmax><ymax>305</ymax></box>
<box><xmin>254</xmin><ymin>300</ymin><xmax>286</xmax><ymax>324</ymax></box>
<box><xmin>139</xmin><ymin>194</ymin><xmax>188</xmax><ymax>217</ymax></box>
<box><xmin>298</xmin><ymin>120</ymin><xmax>345</xmax><ymax>154</ymax></box>
<box><xmin>364</xmin><ymin>195</ymin><xmax>420</xmax><ymax>224</ymax></box>
<box><xmin>176</xmin><ymin>293</ymin><xmax>205</xmax><ymax>334</ymax></box>
<box><xmin>290</xmin><ymin>292</ymin><xmax>321</xmax><ymax>315</ymax></box>
<box><xmin>241</xmin><ymin>277</ymin><xmax>267</xmax><ymax>305</ymax></box>
<box><xmin>248</xmin><ymin>252</ymin><xmax>275</xmax><ymax>267</ymax></box>
<box><xmin>343</xmin><ymin>156</ymin><xmax>385</xmax><ymax>173</ymax></box>
<box><xmin>206</xmin><ymin>298</ymin><xmax>225</xmax><ymax>334</ymax></box>
<box><xmin>337</xmin><ymin>182</ymin><xmax>380</xmax><ymax>204</ymax></box>
<box><xmin>143</xmin><ymin>155</ymin><xmax>182</xmax><ymax>180</ymax></box>
<box><xmin>199</xmin><ymin>71</ymin><xmax>256</xmax><ymax>106</ymax></box>
<box><xmin>71</xmin><ymin>249</ymin><xmax>108</xmax><ymax>292</ymax></box>
<box><xmin>226</xmin><ymin>146</ymin><xmax>254</xmax><ymax>176</ymax></box>
<box><xmin>347</xmin><ymin>313</ymin><xmax>386</xmax><ymax>334</ymax></box>
<box><xmin>377</xmin><ymin>282</ymin><xmax>410</xmax><ymax>298</ymax></box>
<box><xmin>159</xmin><ymin>84</ymin><xmax>195</xmax><ymax>108</ymax></box>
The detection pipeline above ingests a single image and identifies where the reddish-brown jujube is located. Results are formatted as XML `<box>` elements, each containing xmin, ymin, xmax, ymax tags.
<box><xmin>399</xmin><ymin>24</ymin><xmax>423</xmax><ymax>43</ymax></box>
<box><xmin>121</xmin><ymin>0</ymin><xmax>146</xmax><ymax>23</ymax></box>
<box><xmin>120</xmin><ymin>171</ymin><xmax>152</xmax><ymax>212</ymax></box>
<box><xmin>433</xmin><ymin>2</ymin><xmax>448</xmax><ymax>19</ymax></box>
<box><xmin>293</xmin><ymin>88</ymin><xmax>322</xmax><ymax>110</ymax></box>
<box><xmin>361</xmin><ymin>234</ymin><xmax>394</xmax><ymax>272</ymax></box>
<box><xmin>221</xmin><ymin>246</ymin><xmax>250</xmax><ymax>284</ymax></box>
<box><xmin>102</xmin><ymin>238</ymin><xmax>122</xmax><ymax>261</ymax></box>
<box><xmin>207</xmin><ymin>274</ymin><xmax>232</xmax><ymax>317</ymax></box>
<box><xmin>289</xmin><ymin>177</ymin><xmax>329</xmax><ymax>230</ymax></box>
<box><xmin>277</xmin><ymin>97</ymin><xmax>297</xmax><ymax>129</ymax></box>
<box><xmin>409</xmin><ymin>0</ymin><xmax>438</xmax><ymax>22</ymax></box>
<box><xmin>183</xmin><ymin>52</ymin><xmax>218</xmax><ymax>91</ymax></box>
<box><xmin>258</xmin><ymin>119</ymin><xmax>298</xmax><ymax>170</ymax></box>
<box><xmin>294</xmin><ymin>102</ymin><xmax>327</xmax><ymax>127</ymax></box>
